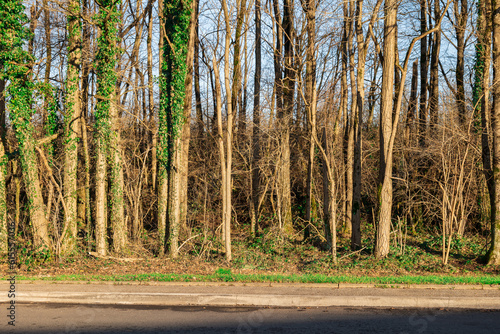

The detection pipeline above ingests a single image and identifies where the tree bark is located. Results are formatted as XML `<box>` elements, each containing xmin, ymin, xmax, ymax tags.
<box><xmin>81</xmin><ymin>0</ymin><xmax>92</xmax><ymax>252</ymax></box>
<box><xmin>179</xmin><ymin>0</ymin><xmax>197</xmax><ymax>237</ymax></box>
<box><xmin>375</xmin><ymin>0</ymin><xmax>398</xmax><ymax>258</ymax></box>
<box><xmin>405</xmin><ymin>60</ymin><xmax>419</xmax><ymax>145</ymax></box>
<box><xmin>222</xmin><ymin>0</ymin><xmax>233</xmax><ymax>261</ymax></box>
<box><xmin>95</xmin><ymin>135</ymin><xmax>107</xmax><ymax>256</ymax></box>
<box><xmin>489</xmin><ymin>0</ymin><xmax>500</xmax><ymax>264</ymax></box>
<box><xmin>281</xmin><ymin>0</ymin><xmax>295</xmax><ymax>234</ymax></box>
<box><xmin>194</xmin><ymin>0</ymin><xmax>203</xmax><ymax>135</ymax></box>
<box><xmin>147</xmin><ymin>0</ymin><xmax>155</xmax><ymax>190</ymax></box>
<box><xmin>94</xmin><ymin>0</ymin><xmax>123</xmax><ymax>256</ymax></box>
<box><xmin>62</xmin><ymin>0</ymin><xmax>83</xmax><ymax>254</ymax></box>
<box><xmin>158</xmin><ymin>0</ymin><xmax>193</xmax><ymax>258</ymax></box>
<box><xmin>251</xmin><ymin>0</ymin><xmax>262</xmax><ymax>237</ymax></box>
<box><xmin>109</xmin><ymin>89</ymin><xmax>126</xmax><ymax>253</ymax></box>
<box><xmin>419</xmin><ymin>0</ymin><xmax>429</xmax><ymax>146</ymax></box>
<box><xmin>43</xmin><ymin>0</ymin><xmax>52</xmax><ymax>126</ymax></box>
<box><xmin>351</xmin><ymin>0</ymin><xmax>382</xmax><ymax>250</ymax></box>
<box><xmin>3</xmin><ymin>1</ymin><xmax>50</xmax><ymax>250</ymax></box>
<box><xmin>454</xmin><ymin>0</ymin><xmax>468</xmax><ymax>126</ymax></box>
<box><xmin>301</xmin><ymin>0</ymin><xmax>317</xmax><ymax>240</ymax></box>
<box><xmin>429</xmin><ymin>0</ymin><xmax>441</xmax><ymax>134</ymax></box>
<box><xmin>345</xmin><ymin>0</ymin><xmax>355</xmax><ymax>241</ymax></box>
<box><xmin>340</xmin><ymin>5</ymin><xmax>350</xmax><ymax>234</ymax></box>
<box><xmin>233</xmin><ymin>0</ymin><xmax>247</xmax><ymax>139</ymax></box>
<box><xmin>321</xmin><ymin>127</ymin><xmax>337</xmax><ymax>260</ymax></box>
<box><xmin>477</xmin><ymin>0</ymin><xmax>494</xmax><ymax>247</ymax></box>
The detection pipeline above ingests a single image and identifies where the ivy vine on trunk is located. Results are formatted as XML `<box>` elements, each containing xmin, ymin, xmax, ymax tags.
<box><xmin>158</xmin><ymin>0</ymin><xmax>192</xmax><ymax>257</ymax></box>
<box><xmin>94</xmin><ymin>0</ymin><xmax>125</xmax><ymax>255</ymax></box>
<box><xmin>0</xmin><ymin>0</ymin><xmax>51</xmax><ymax>250</ymax></box>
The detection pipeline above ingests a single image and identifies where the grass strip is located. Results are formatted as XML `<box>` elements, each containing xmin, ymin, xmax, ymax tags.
<box><xmin>10</xmin><ymin>273</ymin><xmax>500</xmax><ymax>285</ymax></box>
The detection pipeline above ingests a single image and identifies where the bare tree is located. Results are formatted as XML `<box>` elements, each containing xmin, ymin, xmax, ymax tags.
<box><xmin>375</xmin><ymin>0</ymin><xmax>398</xmax><ymax>258</ymax></box>
<box><xmin>489</xmin><ymin>0</ymin><xmax>500</xmax><ymax>264</ymax></box>
<box><xmin>301</xmin><ymin>0</ymin><xmax>317</xmax><ymax>240</ymax></box>
<box><xmin>251</xmin><ymin>0</ymin><xmax>262</xmax><ymax>237</ymax></box>
<box><xmin>454</xmin><ymin>0</ymin><xmax>468</xmax><ymax>126</ymax></box>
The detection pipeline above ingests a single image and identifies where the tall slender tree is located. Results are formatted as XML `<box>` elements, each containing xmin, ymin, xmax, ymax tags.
<box><xmin>251</xmin><ymin>0</ymin><xmax>262</xmax><ymax>237</ymax></box>
<box><xmin>429</xmin><ymin>0</ymin><xmax>441</xmax><ymax>133</ymax></box>
<box><xmin>94</xmin><ymin>0</ymin><xmax>123</xmax><ymax>255</ymax></box>
<box><xmin>280</xmin><ymin>0</ymin><xmax>294</xmax><ymax>234</ymax></box>
<box><xmin>158</xmin><ymin>0</ymin><xmax>193</xmax><ymax>257</ymax></box>
<box><xmin>221</xmin><ymin>0</ymin><xmax>234</xmax><ymax>261</ymax></box>
<box><xmin>454</xmin><ymin>0</ymin><xmax>468</xmax><ymax>126</ymax></box>
<box><xmin>351</xmin><ymin>0</ymin><xmax>383</xmax><ymax>250</ymax></box>
<box><xmin>1</xmin><ymin>0</ymin><xmax>51</xmax><ymax>250</ymax></box>
<box><xmin>375</xmin><ymin>0</ymin><xmax>398</xmax><ymax>258</ymax></box>
<box><xmin>301</xmin><ymin>0</ymin><xmax>317</xmax><ymax>240</ymax></box>
<box><xmin>179</xmin><ymin>0</ymin><xmax>197</xmax><ymax>237</ymax></box>
<box><xmin>419</xmin><ymin>0</ymin><xmax>429</xmax><ymax>146</ymax></box>
<box><xmin>489</xmin><ymin>0</ymin><xmax>500</xmax><ymax>264</ymax></box>
<box><xmin>62</xmin><ymin>0</ymin><xmax>83</xmax><ymax>254</ymax></box>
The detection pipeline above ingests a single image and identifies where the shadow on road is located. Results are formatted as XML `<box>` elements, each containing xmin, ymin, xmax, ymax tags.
<box><xmin>6</xmin><ymin>304</ymin><xmax>500</xmax><ymax>334</ymax></box>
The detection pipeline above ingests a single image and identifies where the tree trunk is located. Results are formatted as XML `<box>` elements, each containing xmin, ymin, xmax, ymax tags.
<box><xmin>3</xmin><ymin>0</ymin><xmax>50</xmax><ymax>250</ymax></box>
<box><xmin>476</xmin><ymin>0</ymin><xmax>494</xmax><ymax>240</ymax></box>
<box><xmin>273</xmin><ymin>0</ymin><xmax>292</xmax><ymax>234</ymax></box>
<box><xmin>109</xmin><ymin>90</ymin><xmax>126</xmax><ymax>253</ymax></box>
<box><xmin>62</xmin><ymin>0</ymin><xmax>82</xmax><ymax>253</ymax></box>
<box><xmin>321</xmin><ymin>127</ymin><xmax>337</xmax><ymax>260</ymax></box>
<box><xmin>251</xmin><ymin>0</ymin><xmax>262</xmax><ymax>237</ymax></box>
<box><xmin>489</xmin><ymin>0</ymin><xmax>500</xmax><ymax>265</ymax></box>
<box><xmin>62</xmin><ymin>0</ymin><xmax>82</xmax><ymax>254</ymax></box>
<box><xmin>429</xmin><ymin>0</ymin><xmax>441</xmax><ymax>134</ymax></box>
<box><xmin>281</xmin><ymin>0</ymin><xmax>295</xmax><ymax>234</ymax></box>
<box><xmin>212</xmin><ymin>53</ymin><xmax>228</xmax><ymax>261</ymax></box>
<box><xmin>419</xmin><ymin>0</ymin><xmax>429</xmax><ymax>146</ymax></box>
<box><xmin>180</xmin><ymin>0</ymin><xmax>198</xmax><ymax>237</ymax></box>
<box><xmin>147</xmin><ymin>0</ymin><xmax>154</xmax><ymax>191</ymax></box>
<box><xmin>345</xmin><ymin>1</ymin><xmax>355</xmax><ymax>240</ymax></box>
<box><xmin>375</xmin><ymin>0</ymin><xmax>398</xmax><ymax>258</ymax></box>
<box><xmin>405</xmin><ymin>60</ymin><xmax>419</xmax><ymax>145</ymax></box>
<box><xmin>340</xmin><ymin>6</ymin><xmax>350</xmax><ymax>234</ymax></box>
<box><xmin>455</xmin><ymin>0</ymin><xmax>467</xmax><ymax>126</ymax></box>
<box><xmin>80</xmin><ymin>101</ymin><xmax>92</xmax><ymax>252</ymax></box>
<box><xmin>81</xmin><ymin>0</ymin><xmax>92</xmax><ymax>252</ymax></box>
<box><xmin>233</xmin><ymin>0</ymin><xmax>247</xmax><ymax>138</ymax></box>
<box><xmin>367</xmin><ymin>60</ymin><xmax>379</xmax><ymax>126</ymax></box>
<box><xmin>194</xmin><ymin>0</ymin><xmax>203</xmax><ymax>135</ymax></box>
<box><xmin>222</xmin><ymin>0</ymin><xmax>233</xmax><ymax>261</ymax></box>
<box><xmin>43</xmin><ymin>0</ymin><xmax>52</xmax><ymax>126</ymax></box>
<box><xmin>159</xmin><ymin>0</ymin><xmax>193</xmax><ymax>258</ymax></box>
<box><xmin>352</xmin><ymin>0</ymin><xmax>380</xmax><ymax>250</ymax></box>
<box><xmin>95</xmin><ymin>135</ymin><xmax>107</xmax><ymax>256</ymax></box>
<box><xmin>154</xmin><ymin>0</ymin><xmax>164</xmax><ymax>194</ymax></box>
<box><xmin>302</xmin><ymin>0</ymin><xmax>317</xmax><ymax>240</ymax></box>
<box><xmin>94</xmin><ymin>0</ymin><xmax>123</xmax><ymax>256</ymax></box>
<box><xmin>12</xmin><ymin>91</ymin><xmax>51</xmax><ymax>249</ymax></box>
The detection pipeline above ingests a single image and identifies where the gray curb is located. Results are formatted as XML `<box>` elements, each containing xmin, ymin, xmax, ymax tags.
<box><xmin>2</xmin><ymin>281</ymin><xmax>500</xmax><ymax>309</ymax></box>
<box><xmin>5</xmin><ymin>291</ymin><xmax>500</xmax><ymax>309</ymax></box>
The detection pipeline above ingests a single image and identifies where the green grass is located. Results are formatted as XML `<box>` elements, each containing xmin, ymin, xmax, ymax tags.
<box><xmin>11</xmin><ymin>272</ymin><xmax>500</xmax><ymax>285</ymax></box>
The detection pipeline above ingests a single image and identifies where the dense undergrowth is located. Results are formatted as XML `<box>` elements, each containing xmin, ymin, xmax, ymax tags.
<box><xmin>3</xmin><ymin>223</ymin><xmax>498</xmax><ymax>283</ymax></box>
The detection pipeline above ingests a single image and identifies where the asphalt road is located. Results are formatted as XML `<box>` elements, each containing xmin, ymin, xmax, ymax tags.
<box><xmin>2</xmin><ymin>303</ymin><xmax>500</xmax><ymax>334</ymax></box>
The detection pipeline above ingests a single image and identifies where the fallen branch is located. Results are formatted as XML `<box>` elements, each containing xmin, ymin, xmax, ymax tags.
<box><xmin>338</xmin><ymin>246</ymin><xmax>367</xmax><ymax>261</ymax></box>
<box><xmin>88</xmin><ymin>252</ymin><xmax>142</xmax><ymax>262</ymax></box>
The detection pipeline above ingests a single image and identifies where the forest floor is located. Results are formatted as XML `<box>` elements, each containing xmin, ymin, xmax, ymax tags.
<box><xmin>2</xmin><ymin>226</ymin><xmax>499</xmax><ymax>283</ymax></box>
